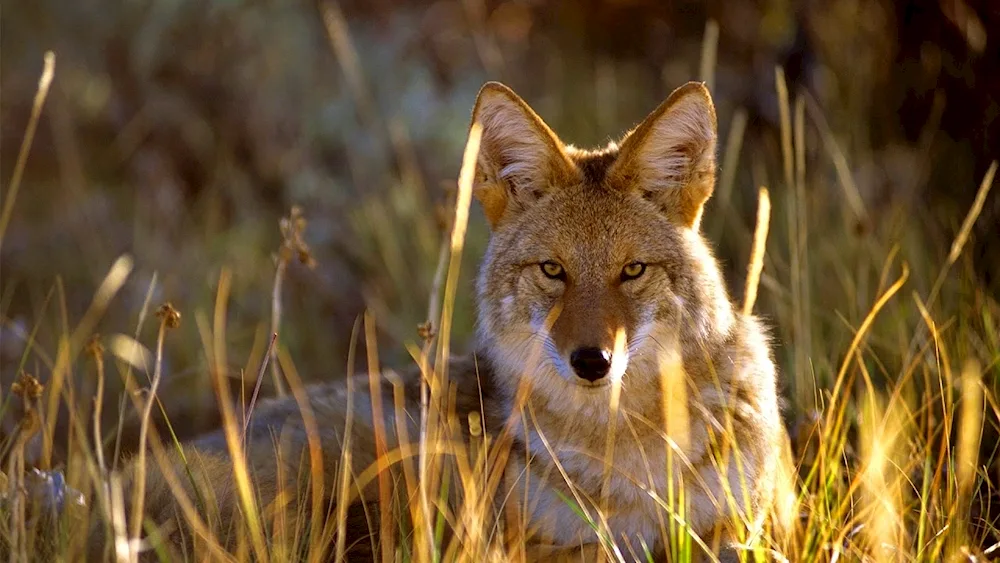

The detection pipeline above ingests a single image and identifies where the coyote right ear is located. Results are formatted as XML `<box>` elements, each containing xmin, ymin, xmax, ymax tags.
<box><xmin>470</xmin><ymin>82</ymin><xmax>578</xmax><ymax>228</ymax></box>
<box><xmin>610</xmin><ymin>82</ymin><xmax>717</xmax><ymax>230</ymax></box>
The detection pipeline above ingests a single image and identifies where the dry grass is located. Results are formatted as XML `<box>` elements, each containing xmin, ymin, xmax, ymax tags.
<box><xmin>2</xmin><ymin>13</ymin><xmax>999</xmax><ymax>563</ymax></box>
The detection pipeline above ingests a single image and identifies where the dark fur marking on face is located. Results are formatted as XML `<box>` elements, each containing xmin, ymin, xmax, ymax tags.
<box><xmin>572</xmin><ymin>149</ymin><xmax>619</xmax><ymax>185</ymax></box>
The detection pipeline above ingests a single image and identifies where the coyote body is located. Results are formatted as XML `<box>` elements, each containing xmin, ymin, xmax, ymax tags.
<box><xmin>99</xmin><ymin>82</ymin><xmax>790</xmax><ymax>561</ymax></box>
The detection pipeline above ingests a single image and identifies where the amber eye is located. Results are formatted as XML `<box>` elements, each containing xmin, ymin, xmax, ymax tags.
<box><xmin>621</xmin><ymin>262</ymin><xmax>646</xmax><ymax>281</ymax></box>
<box><xmin>540</xmin><ymin>261</ymin><xmax>566</xmax><ymax>280</ymax></box>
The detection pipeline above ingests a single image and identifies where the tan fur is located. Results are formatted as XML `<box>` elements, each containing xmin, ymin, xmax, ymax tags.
<box><xmin>91</xmin><ymin>82</ymin><xmax>791</xmax><ymax>562</ymax></box>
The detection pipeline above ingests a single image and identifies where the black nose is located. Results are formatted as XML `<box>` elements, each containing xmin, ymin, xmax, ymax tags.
<box><xmin>570</xmin><ymin>347</ymin><xmax>612</xmax><ymax>382</ymax></box>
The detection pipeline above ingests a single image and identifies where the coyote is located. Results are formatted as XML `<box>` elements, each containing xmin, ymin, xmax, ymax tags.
<box><xmin>91</xmin><ymin>81</ymin><xmax>792</xmax><ymax>561</ymax></box>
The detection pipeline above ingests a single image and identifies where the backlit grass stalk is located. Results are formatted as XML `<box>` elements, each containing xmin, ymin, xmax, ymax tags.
<box><xmin>277</xmin><ymin>347</ymin><xmax>328</xmax><ymax>562</ymax></box>
<box><xmin>270</xmin><ymin>257</ymin><xmax>286</xmax><ymax>397</ymax></box>
<box><xmin>858</xmin><ymin>393</ymin><xmax>907</xmax><ymax>563</ymax></box>
<box><xmin>456</xmin><ymin>410</ymin><xmax>488</xmax><ymax>559</ymax></box>
<box><xmin>5</xmin><ymin>373</ymin><xmax>43</xmax><ymax>563</ymax></box>
<box><xmin>913</xmin><ymin>293</ymin><xmax>960</xmax><ymax>538</ymax></box>
<box><xmin>823</xmin><ymin>263</ymin><xmax>909</xmax><ymax>428</ymax></box>
<box><xmin>804</xmin><ymin>93</ymin><xmax>868</xmax><ymax>224</ymax></box>
<box><xmin>109</xmin><ymin>474</ymin><xmax>130</xmax><ymax>563</ymax></box>
<box><xmin>433</xmin><ymin>122</ymin><xmax>481</xmax><ymax>388</ymax></box>
<box><xmin>698</xmin><ymin>20</ymin><xmax>719</xmax><ymax>91</ymax></box>
<box><xmin>129</xmin><ymin>304</ymin><xmax>178</xmax><ymax>554</ymax></box>
<box><xmin>595</xmin><ymin>329</ymin><xmax>629</xmax><ymax>563</ymax></box>
<box><xmin>88</xmin><ymin>336</ymin><xmax>108</xmax><ymax>473</ymax></box>
<box><xmin>110</xmin><ymin>271</ymin><xmax>158</xmax><ymax>472</ymax></box>
<box><xmin>776</xmin><ymin>68</ymin><xmax>809</xmax><ymax>410</ymax></box>
<box><xmin>42</xmin><ymin>255</ymin><xmax>132</xmax><ymax>467</ymax></box>
<box><xmin>243</xmin><ymin>332</ymin><xmax>277</xmax><ymax>445</ymax></box>
<box><xmin>201</xmin><ymin>269</ymin><xmax>270</xmax><ymax>562</ymax></box>
<box><xmin>949</xmin><ymin>360</ymin><xmax>984</xmax><ymax>559</ymax></box>
<box><xmin>743</xmin><ymin>187</ymin><xmax>771</xmax><ymax>316</ymax></box>
<box><xmin>414</xmin><ymin>186</ymin><xmax>453</xmax><ymax>558</ymax></box>
<box><xmin>793</xmin><ymin>95</ymin><xmax>811</xmax><ymax>369</ymax></box>
<box><xmin>948</xmin><ymin>162</ymin><xmax>997</xmax><ymax>266</ymax></box>
<box><xmin>86</xmin><ymin>334</ymin><xmax>117</xmax><ymax>559</ymax></box>
<box><xmin>714</xmin><ymin>109</ymin><xmax>748</xmax><ymax>235</ymax></box>
<box><xmin>906</xmin><ymin>161</ymin><xmax>997</xmax><ymax>358</ymax></box>
<box><xmin>416</xmin><ymin>122</ymin><xmax>481</xmax><ymax>558</ymax></box>
<box><xmin>363</xmin><ymin>311</ymin><xmax>396</xmax><ymax>562</ymax></box>
<box><xmin>0</xmin><ymin>52</ymin><xmax>54</xmax><ymax>247</ymax></box>
<box><xmin>319</xmin><ymin>0</ymin><xmax>380</xmax><ymax>132</ymax></box>
<box><xmin>655</xmin><ymin>340</ymin><xmax>693</xmax><ymax>560</ymax></box>
<box><xmin>390</xmin><ymin>365</ymin><xmax>421</xmax><ymax>549</ymax></box>
<box><xmin>599</xmin><ymin>329</ymin><xmax>628</xmax><ymax>515</ymax></box>
<box><xmin>332</xmin><ymin>317</ymin><xmax>361</xmax><ymax>563</ymax></box>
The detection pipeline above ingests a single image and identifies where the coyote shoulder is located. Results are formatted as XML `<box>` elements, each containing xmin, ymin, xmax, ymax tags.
<box><xmin>97</xmin><ymin>81</ymin><xmax>792</xmax><ymax>561</ymax></box>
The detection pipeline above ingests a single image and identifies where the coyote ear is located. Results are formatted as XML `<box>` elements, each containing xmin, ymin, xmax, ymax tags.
<box><xmin>470</xmin><ymin>82</ymin><xmax>578</xmax><ymax>228</ymax></box>
<box><xmin>610</xmin><ymin>82</ymin><xmax>717</xmax><ymax>229</ymax></box>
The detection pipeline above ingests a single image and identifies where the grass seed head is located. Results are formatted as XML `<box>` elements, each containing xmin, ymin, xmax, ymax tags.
<box><xmin>417</xmin><ymin>321</ymin><xmax>435</xmax><ymax>341</ymax></box>
<box><xmin>156</xmin><ymin>302</ymin><xmax>182</xmax><ymax>329</ymax></box>
<box><xmin>11</xmin><ymin>372</ymin><xmax>44</xmax><ymax>402</ymax></box>
<box><xmin>86</xmin><ymin>333</ymin><xmax>105</xmax><ymax>358</ymax></box>
<box><xmin>279</xmin><ymin>205</ymin><xmax>317</xmax><ymax>269</ymax></box>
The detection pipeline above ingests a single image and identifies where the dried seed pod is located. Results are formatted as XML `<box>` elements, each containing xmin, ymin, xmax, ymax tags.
<box><xmin>155</xmin><ymin>303</ymin><xmax>181</xmax><ymax>329</ymax></box>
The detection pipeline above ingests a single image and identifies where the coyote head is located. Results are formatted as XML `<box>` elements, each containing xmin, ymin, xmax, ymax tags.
<box><xmin>471</xmin><ymin>82</ymin><xmax>737</xmax><ymax>413</ymax></box>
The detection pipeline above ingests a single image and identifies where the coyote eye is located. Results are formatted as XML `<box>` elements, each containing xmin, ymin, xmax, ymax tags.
<box><xmin>621</xmin><ymin>262</ymin><xmax>646</xmax><ymax>281</ymax></box>
<box><xmin>540</xmin><ymin>261</ymin><xmax>566</xmax><ymax>280</ymax></box>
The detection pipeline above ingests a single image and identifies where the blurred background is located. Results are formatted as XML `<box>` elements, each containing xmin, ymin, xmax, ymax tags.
<box><xmin>1</xmin><ymin>0</ymin><xmax>998</xmax><ymax>452</ymax></box>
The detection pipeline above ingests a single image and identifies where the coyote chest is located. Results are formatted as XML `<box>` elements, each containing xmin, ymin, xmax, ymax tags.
<box><xmin>505</xmin><ymin>414</ymin><xmax>674</xmax><ymax>548</ymax></box>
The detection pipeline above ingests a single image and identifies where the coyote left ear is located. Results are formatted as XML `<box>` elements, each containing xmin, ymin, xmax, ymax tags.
<box><xmin>610</xmin><ymin>82</ymin><xmax>717</xmax><ymax>229</ymax></box>
<box><xmin>470</xmin><ymin>82</ymin><xmax>578</xmax><ymax>228</ymax></box>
